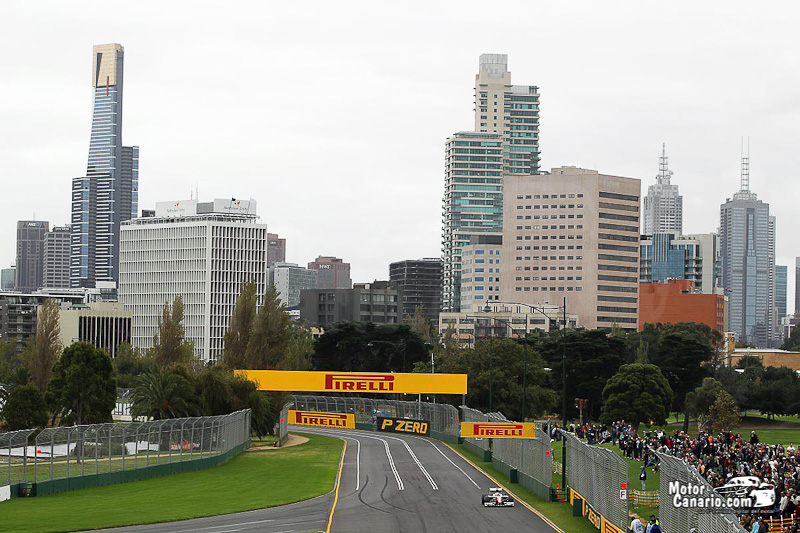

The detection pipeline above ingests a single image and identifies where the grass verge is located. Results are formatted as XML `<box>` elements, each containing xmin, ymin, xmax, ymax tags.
<box><xmin>450</xmin><ymin>443</ymin><xmax>597</xmax><ymax>533</ymax></box>
<box><xmin>0</xmin><ymin>432</ymin><xmax>343</xmax><ymax>533</ymax></box>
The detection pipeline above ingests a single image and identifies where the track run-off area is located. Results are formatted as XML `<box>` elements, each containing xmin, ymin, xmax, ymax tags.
<box><xmin>300</xmin><ymin>426</ymin><xmax>562</xmax><ymax>533</ymax></box>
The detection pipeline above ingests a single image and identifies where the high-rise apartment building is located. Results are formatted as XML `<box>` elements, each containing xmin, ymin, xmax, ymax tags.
<box><xmin>269</xmin><ymin>262</ymin><xmax>317</xmax><ymax>309</ymax></box>
<box><xmin>119</xmin><ymin>198</ymin><xmax>266</xmax><ymax>362</ymax></box>
<box><xmin>43</xmin><ymin>226</ymin><xmax>72</xmax><ymax>289</ymax></box>
<box><xmin>442</xmin><ymin>132</ymin><xmax>503</xmax><ymax>312</ymax></box>
<box><xmin>719</xmin><ymin>157</ymin><xmax>775</xmax><ymax>347</ymax></box>
<box><xmin>71</xmin><ymin>44</ymin><xmax>139</xmax><ymax>289</ymax></box>
<box><xmin>459</xmin><ymin>236</ymin><xmax>502</xmax><ymax>313</ymax></box>
<box><xmin>500</xmin><ymin>167</ymin><xmax>641</xmax><ymax>331</ymax></box>
<box><xmin>642</xmin><ymin>144</ymin><xmax>682</xmax><ymax>235</ymax></box>
<box><xmin>308</xmin><ymin>256</ymin><xmax>351</xmax><ymax>290</ymax></box>
<box><xmin>474</xmin><ymin>54</ymin><xmax>540</xmax><ymax>175</ymax></box>
<box><xmin>16</xmin><ymin>221</ymin><xmax>49</xmax><ymax>292</ymax></box>
<box><xmin>0</xmin><ymin>267</ymin><xmax>15</xmax><ymax>291</ymax></box>
<box><xmin>389</xmin><ymin>258</ymin><xmax>443</xmax><ymax>323</ymax></box>
<box><xmin>442</xmin><ymin>54</ymin><xmax>540</xmax><ymax>313</ymax></box>
<box><xmin>267</xmin><ymin>233</ymin><xmax>286</xmax><ymax>267</ymax></box>
<box><xmin>640</xmin><ymin>233</ymin><xmax>720</xmax><ymax>294</ymax></box>
<box><xmin>776</xmin><ymin>265</ymin><xmax>787</xmax><ymax>319</ymax></box>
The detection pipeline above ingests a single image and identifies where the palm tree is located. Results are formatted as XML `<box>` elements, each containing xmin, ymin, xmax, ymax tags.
<box><xmin>131</xmin><ymin>370</ymin><xmax>198</xmax><ymax>420</ymax></box>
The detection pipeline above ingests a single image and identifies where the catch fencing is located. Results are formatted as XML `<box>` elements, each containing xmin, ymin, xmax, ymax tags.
<box><xmin>282</xmin><ymin>395</ymin><xmax>460</xmax><ymax>444</ymax></box>
<box><xmin>561</xmin><ymin>430</ymin><xmax>628</xmax><ymax>531</ymax></box>
<box><xmin>485</xmin><ymin>411</ymin><xmax>553</xmax><ymax>500</ymax></box>
<box><xmin>460</xmin><ymin>406</ymin><xmax>490</xmax><ymax>459</ymax></box>
<box><xmin>0</xmin><ymin>409</ymin><xmax>251</xmax><ymax>497</ymax></box>
<box><xmin>657</xmin><ymin>451</ymin><xmax>746</xmax><ymax>533</ymax></box>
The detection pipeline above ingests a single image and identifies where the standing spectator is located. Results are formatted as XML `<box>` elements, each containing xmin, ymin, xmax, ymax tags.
<box><xmin>640</xmin><ymin>465</ymin><xmax>647</xmax><ymax>491</ymax></box>
<box><xmin>629</xmin><ymin>516</ymin><xmax>644</xmax><ymax>533</ymax></box>
<box><xmin>751</xmin><ymin>431</ymin><xmax>760</xmax><ymax>444</ymax></box>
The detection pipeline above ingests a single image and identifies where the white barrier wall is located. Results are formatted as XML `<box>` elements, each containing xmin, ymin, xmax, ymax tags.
<box><xmin>0</xmin><ymin>485</ymin><xmax>11</xmax><ymax>503</ymax></box>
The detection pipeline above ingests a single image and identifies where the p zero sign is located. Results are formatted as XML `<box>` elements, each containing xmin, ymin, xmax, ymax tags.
<box><xmin>236</xmin><ymin>370</ymin><xmax>467</xmax><ymax>395</ymax></box>
<box><xmin>377</xmin><ymin>417</ymin><xmax>430</xmax><ymax>436</ymax></box>
<box><xmin>289</xmin><ymin>410</ymin><xmax>355</xmax><ymax>429</ymax></box>
<box><xmin>460</xmin><ymin>422</ymin><xmax>537</xmax><ymax>439</ymax></box>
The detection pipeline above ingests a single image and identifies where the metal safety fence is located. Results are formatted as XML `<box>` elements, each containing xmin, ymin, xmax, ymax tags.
<box><xmin>561</xmin><ymin>429</ymin><xmax>628</xmax><ymax>531</ymax></box>
<box><xmin>460</xmin><ymin>406</ymin><xmax>490</xmax><ymax>457</ymax></box>
<box><xmin>656</xmin><ymin>451</ymin><xmax>746</xmax><ymax>533</ymax></box>
<box><xmin>281</xmin><ymin>395</ymin><xmax>460</xmax><ymax>445</ymax></box>
<box><xmin>0</xmin><ymin>410</ymin><xmax>251</xmax><ymax>495</ymax></box>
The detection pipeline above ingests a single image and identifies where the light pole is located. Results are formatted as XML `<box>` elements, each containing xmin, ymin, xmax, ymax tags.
<box><xmin>487</xmin><ymin>298</ymin><xmax>568</xmax><ymax>491</ymax></box>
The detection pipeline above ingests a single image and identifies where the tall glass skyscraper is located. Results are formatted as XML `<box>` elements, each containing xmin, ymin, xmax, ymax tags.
<box><xmin>642</xmin><ymin>144</ymin><xmax>682</xmax><ymax>235</ymax></box>
<box><xmin>71</xmin><ymin>43</ymin><xmax>139</xmax><ymax>288</ymax></box>
<box><xmin>776</xmin><ymin>265</ymin><xmax>787</xmax><ymax>319</ymax></box>
<box><xmin>719</xmin><ymin>156</ymin><xmax>775</xmax><ymax>347</ymax></box>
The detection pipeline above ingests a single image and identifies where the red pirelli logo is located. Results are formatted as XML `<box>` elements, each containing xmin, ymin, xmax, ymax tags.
<box><xmin>461</xmin><ymin>422</ymin><xmax>536</xmax><ymax>438</ymax></box>
<box><xmin>324</xmin><ymin>374</ymin><xmax>395</xmax><ymax>392</ymax></box>
<box><xmin>289</xmin><ymin>410</ymin><xmax>355</xmax><ymax>429</ymax></box>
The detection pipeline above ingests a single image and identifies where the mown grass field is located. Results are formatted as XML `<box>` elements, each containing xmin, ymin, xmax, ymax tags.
<box><xmin>0</xmin><ymin>433</ymin><xmax>342</xmax><ymax>533</ymax></box>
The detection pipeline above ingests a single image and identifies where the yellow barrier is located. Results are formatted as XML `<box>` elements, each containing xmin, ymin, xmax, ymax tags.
<box><xmin>288</xmin><ymin>410</ymin><xmax>355</xmax><ymax>429</ymax></box>
<box><xmin>460</xmin><ymin>422</ymin><xmax>537</xmax><ymax>438</ymax></box>
<box><xmin>236</xmin><ymin>370</ymin><xmax>468</xmax><ymax>394</ymax></box>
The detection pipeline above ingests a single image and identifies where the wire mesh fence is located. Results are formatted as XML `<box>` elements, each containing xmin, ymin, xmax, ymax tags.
<box><xmin>656</xmin><ymin>451</ymin><xmax>747</xmax><ymax>533</ymax></box>
<box><xmin>0</xmin><ymin>410</ymin><xmax>251</xmax><ymax>487</ymax></box>
<box><xmin>280</xmin><ymin>395</ymin><xmax>460</xmax><ymax>444</ymax></box>
<box><xmin>561</xmin><ymin>429</ymin><xmax>628</xmax><ymax>531</ymax></box>
<box><xmin>461</xmin><ymin>406</ymin><xmax>490</xmax><ymax>453</ymax></box>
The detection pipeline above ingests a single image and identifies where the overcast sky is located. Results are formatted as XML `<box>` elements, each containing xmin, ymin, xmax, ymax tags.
<box><xmin>2</xmin><ymin>1</ymin><xmax>799</xmax><ymax>311</ymax></box>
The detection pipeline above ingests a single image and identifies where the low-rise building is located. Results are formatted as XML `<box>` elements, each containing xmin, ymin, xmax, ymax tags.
<box><xmin>59</xmin><ymin>302</ymin><xmax>132</xmax><ymax>357</ymax></box>
<box><xmin>0</xmin><ymin>290</ymin><xmax>88</xmax><ymax>351</ymax></box>
<box><xmin>639</xmin><ymin>279</ymin><xmax>726</xmax><ymax>332</ymax></box>
<box><xmin>728</xmin><ymin>347</ymin><xmax>800</xmax><ymax>370</ymax></box>
<box><xmin>299</xmin><ymin>281</ymin><xmax>401</xmax><ymax>327</ymax></box>
<box><xmin>269</xmin><ymin>262</ymin><xmax>317</xmax><ymax>309</ymax></box>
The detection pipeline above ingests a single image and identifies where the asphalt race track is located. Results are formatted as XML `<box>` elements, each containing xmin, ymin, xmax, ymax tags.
<box><xmin>91</xmin><ymin>427</ymin><xmax>561</xmax><ymax>533</ymax></box>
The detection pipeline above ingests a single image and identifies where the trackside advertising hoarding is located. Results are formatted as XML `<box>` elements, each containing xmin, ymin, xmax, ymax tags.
<box><xmin>288</xmin><ymin>410</ymin><xmax>355</xmax><ymax>429</ymax></box>
<box><xmin>377</xmin><ymin>417</ymin><xmax>430</xmax><ymax>436</ymax></box>
<box><xmin>460</xmin><ymin>422</ymin><xmax>536</xmax><ymax>438</ymax></box>
<box><xmin>569</xmin><ymin>488</ymin><xmax>625</xmax><ymax>533</ymax></box>
<box><xmin>236</xmin><ymin>370</ymin><xmax>467</xmax><ymax>395</ymax></box>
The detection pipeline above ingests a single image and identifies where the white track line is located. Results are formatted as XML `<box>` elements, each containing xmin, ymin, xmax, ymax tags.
<box><xmin>349</xmin><ymin>430</ymin><xmax>438</xmax><ymax>491</ymax></box>
<box><xmin>295</xmin><ymin>429</ymin><xmax>361</xmax><ymax>491</ymax></box>
<box><xmin>409</xmin><ymin>435</ymin><xmax>480</xmax><ymax>489</ymax></box>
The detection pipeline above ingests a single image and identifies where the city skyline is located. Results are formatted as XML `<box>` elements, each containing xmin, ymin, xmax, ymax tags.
<box><xmin>2</xmin><ymin>2</ymin><xmax>800</xmax><ymax>311</ymax></box>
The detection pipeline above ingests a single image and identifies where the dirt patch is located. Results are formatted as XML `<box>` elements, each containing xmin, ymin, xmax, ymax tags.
<box><xmin>739</xmin><ymin>416</ymin><xmax>800</xmax><ymax>429</ymax></box>
<box><xmin>247</xmin><ymin>433</ymin><xmax>310</xmax><ymax>451</ymax></box>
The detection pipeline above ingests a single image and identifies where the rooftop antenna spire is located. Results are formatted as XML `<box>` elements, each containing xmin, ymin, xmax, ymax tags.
<box><xmin>657</xmin><ymin>142</ymin><xmax>672</xmax><ymax>184</ymax></box>
<box><xmin>740</xmin><ymin>136</ymin><xmax>750</xmax><ymax>192</ymax></box>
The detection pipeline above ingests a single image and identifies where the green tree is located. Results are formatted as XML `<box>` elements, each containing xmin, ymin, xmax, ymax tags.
<box><xmin>131</xmin><ymin>369</ymin><xmax>198</xmax><ymax>420</ymax></box>
<box><xmin>751</xmin><ymin>366</ymin><xmax>800</xmax><ymax>419</ymax></box>
<box><xmin>45</xmin><ymin>343</ymin><xmax>116</xmax><ymax>425</ymax></box>
<box><xmin>782</xmin><ymin>326</ymin><xmax>800</xmax><ymax>351</ymax></box>
<box><xmin>193</xmin><ymin>368</ymin><xmax>274</xmax><ymax>436</ymax></box>
<box><xmin>685</xmin><ymin>377</ymin><xmax>726</xmax><ymax>432</ymax></box>
<box><xmin>709</xmin><ymin>390</ymin><xmax>740</xmax><ymax>434</ymax></box>
<box><xmin>600</xmin><ymin>363</ymin><xmax>673</xmax><ymax>432</ymax></box>
<box><xmin>405</xmin><ymin>306</ymin><xmax>435</xmax><ymax>346</ymax></box>
<box><xmin>245</xmin><ymin>286</ymin><xmax>291</xmax><ymax>369</ymax></box>
<box><xmin>0</xmin><ymin>339</ymin><xmax>27</xmax><ymax>384</ymax></box>
<box><xmin>113</xmin><ymin>342</ymin><xmax>154</xmax><ymax>388</ymax></box>
<box><xmin>537</xmin><ymin>329</ymin><xmax>628</xmax><ymax>421</ymax></box>
<box><xmin>30</xmin><ymin>298</ymin><xmax>62</xmax><ymax>392</ymax></box>
<box><xmin>1</xmin><ymin>384</ymin><xmax>49</xmax><ymax>430</ymax></box>
<box><xmin>312</xmin><ymin>322</ymin><xmax>427</xmax><ymax>373</ymax></box>
<box><xmin>282</xmin><ymin>324</ymin><xmax>315</xmax><ymax>371</ymax></box>
<box><xmin>222</xmin><ymin>281</ymin><xmax>258</xmax><ymax>370</ymax></box>
<box><xmin>651</xmin><ymin>330</ymin><xmax>712</xmax><ymax>431</ymax></box>
<box><xmin>151</xmin><ymin>296</ymin><xmax>194</xmax><ymax>367</ymax></box>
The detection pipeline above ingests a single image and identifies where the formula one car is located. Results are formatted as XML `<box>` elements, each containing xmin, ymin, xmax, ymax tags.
<box><xmin>482</xmin><ymin>487</ymin><xmax>515</xmax><ymax>507</ymax></box>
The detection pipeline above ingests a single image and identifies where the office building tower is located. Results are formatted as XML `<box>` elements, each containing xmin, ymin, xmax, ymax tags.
<box><xmin>442</xmin><ymin>132</ymin><xmax>503</xmax><ymax>312</ymax></box>
<box><xmin>500</xmin><ymin>167</ymin><xmax>641</xmax><ymax>331</ymax></box>
<box><xmin>16</xmin><ymin>221</ymin><xmax>49</xmax><ymax>292</ymax></box>
<box><xmin>71</xmin><ymin>43</ymin><xmax>139</xmax><ymax>289</ymax></box>
<box><xmin>796</xmin><ymin>257</ymin><xmax>800</xmax><ymax>315</ymax></box>
<box><xmin>1</xmin><ymin>267</ymin><xmax>15</xmax><ymax>291</ymax></box>
<box><xmin>308</xmin><ymin>256</ymin><xmax>351</xmax><ymax>289</ymax></box>
<box><xmin>43</xmin><ymin>226</ymin><xmax>72</xmax><ymax>289</ymax></box>
<box><xmin>119</xmin><ymin>198</ymin><xmax>266</xmax><ymax>362</ymax></box>
<box><xmin>267</xmin><ymin>233</ymin><xmax>286</xmax><ymax>267</ymax></box>
<box><xmin>389</xmin><ymin>258</ymin><xmax>443</xmax><ymax>323</ymax></box>
<box><xmin>474</xmin><ymin>54</ymin><xmax>540</xmax><ymax>175</ymax></box>
<box><xmin>459</xmin><ymin>236</ymin><xmax>502</xmax><ymax>313</ymax></box>
<box><xmin>642</xmin><ymin>144</ymin><xmax>682</xmax><ymax>235</ymax></box>
<box><xmin>639</xmin><ymin>233</ymin><xmax>721</xmax><ymax>294</ymax></box>
<box><xmin>299</xmin><ymin>281</ymin><xmax>401</xmax><ymax>327</ymax></box>
<box><xmin>776</xmin><ymin>265</ymin><xmax>787</xmax><ymax>319</ymax></box>
<box><xmin>0</xmin><ymin>290</ymin><xmax>87</xmax><ymax>352</ymax></box>
<box><xmin>269</xmin><ymin>262</ymin><xmax>317</xmax><ymax>309</ymax></box>
<box><xmin>719</xmin><ymin>155</ymin><xmax>775</xmax><ymax>347</ymax></box>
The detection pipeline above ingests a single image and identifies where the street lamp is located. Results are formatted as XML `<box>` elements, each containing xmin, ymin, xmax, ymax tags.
<box><xmin>488</xmin><ymin>298</ymin><xmax>569</xmax><ymax>491</ymax></box>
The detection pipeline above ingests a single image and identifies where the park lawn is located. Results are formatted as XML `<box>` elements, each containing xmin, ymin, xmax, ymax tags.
<box><xmin>451</xmin><ymin>443</ymin><xmax>598</xmax><ymax>533</ymax></box>
<box><xmin>599</xmin><ymin>444</ymin><xmax>659</xmax><ymax>520</ymax></box>
<box><xmin>0</xmin><ymin>433</ymin><xmax>342</xmax><ymax>533</ymax></box>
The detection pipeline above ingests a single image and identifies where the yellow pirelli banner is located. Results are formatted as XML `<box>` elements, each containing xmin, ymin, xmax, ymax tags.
<box><xmin>288</xmin><ymin>410</ymin><xmax>355</xmax><ymax>429</ymax></box>
<box><xmin>460</xmin><ymin>422</ymin><xmax>537</xmax><ymax>439</ymax></box>
<box><xmin>236</xmin><ymin>370</ymin><xmax>467</xmax><ymax>395</ymax></box>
